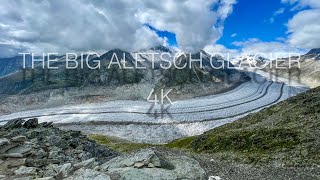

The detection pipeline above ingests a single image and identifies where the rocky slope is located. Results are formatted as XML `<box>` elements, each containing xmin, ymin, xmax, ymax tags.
<box><xmin>155</xmin><ymin>50</ymin><xmax>249</xmax><ymax>99</ymax></box>
<box><xmin>0</xmin><ymin>119</ymin><xmax>206</xmax><ymax>180</ymax></box>
<box><xmin>263</xmin><ymin>48</ymin><xmax>320</xmax><ymax>88</ymax></box>
<box><xmin>0</xmin><ymin>55</ymin><xmax>37</xmax><ymax>78</ymax></box>
<box><xmin>305</xmin><ymin>48</ymin><xmax>320</xmax><ymax>60</ymax></box>
<box><xmin>0</xmin><ymin>118</ymin><xmax>119</xmax><ymax>179</ymax></box>
<box><xmin>167</xmin><ymin>86</ymin><xmax>320</xmax><ymax>167</ymax></box>
<box><xmin>0</xmin><ymin>46</ymin><xmax>247</xmax><ymax>114</ymax></box>
<box><xmin>0</xmin><ymin>49</ymin><xmax>145</xmax><ymax>96</ymax></box>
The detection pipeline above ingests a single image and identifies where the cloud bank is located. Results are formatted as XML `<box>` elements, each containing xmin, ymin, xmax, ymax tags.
<box><xmin>282</xmin><ymin>0</ymin><xmax>320</xmax><ymax>49</ymax></box>
<box><xmin>0</xmin><ymin>0</ymin><xmax>236</xmax><ymax>58</ymax></box>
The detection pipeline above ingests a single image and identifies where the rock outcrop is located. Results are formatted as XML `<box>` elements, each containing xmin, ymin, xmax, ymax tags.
<box><xmin>0</xmin><ymin>119</ymin><xmax>206</xmax><ymax>180</ymax></box>
<box><xmin>100</xmin><ymin>148</ymin><xmax>206</xmax><ymax>180</ymax></box>
<box><xmin>0</xmin><ymin>119</ymin><xmax>118</xmax><ymax>180</ymax></box>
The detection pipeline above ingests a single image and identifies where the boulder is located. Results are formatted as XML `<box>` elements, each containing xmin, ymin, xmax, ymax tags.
<box><xmin>12</xmin><ymin>177</ymin><xmax>33</xmax><ymax>180</ymax></box>
<box><xmin>48</xmin><ymin>151</ymin><xmax>59</xmax><ymax>159</ymax></box>
<box><xmin>3</xmin><ymin>119</ymin><xmax>25</xmax><ymax>129</ymax></box>
<box><xmin>39</xmin><ymin>122</ymin><xmax>53</xmax><ymax>128</ymax></box>
<box><xmin>43</xmin><ymin>164</ymin><xmax>59</xmax><ymax>177</ymax></box>
<box><xmin>101</xmin><ymin>149</ymin><xmax>167</xmax><ymax>170</ymax></box>
<box><xmin>101</xmin><ymin>148</ymin><xmax>206</xmax><ymax>180</ymax></box>
<box><xmin>120</xmin><ymin>168</ymin><xmax>178</xmax><ymax>180</ymax></box>
<box><xmin>33</xmin><ymin>148</ymin><xmax>47</xmax><ymax>159</ymax></box>
<box><xmin>11</xmin><ymin>136</ymin><xmax>27</xmax><ymax>143</ymax></box>
<box><xmin>34</xmin><ymin>177</ymin><xmax>54</xmax><ymax>180</ymax></box>
<box><xmin>25</xmin><ymin>159</ymin><xmax>60</xmax><ymax>167</ymax></box>
<box><xmin>6</xmin><ymin>145</ymin><xmax>32</xmax><ymax>155</ymax></box>
<box><xmin>0</xmin><ymin>138</ymin><xmax>9</xmax><ymax>146</ymax></box>
<box><xmin>65</xmin><ymin>168</ymin><xmax>111</xmax><ymax>180</ymax></box>
<box><xmin>23</xmin><ymin>118</ymin><xmax>38</xmax><ymax>129</ymax></box>
<box><xmin>6</xmin><ymin>158</ymin><xmax>26</xmax><ymax>168</ymax></box>
<box><xmin>74</xmin><ymin>158</ymin><xmax>96</xmax><ymax>169</ymax></box>
<box><xmin>14</xmin><ymin>166</ymin><xmax>37</xmax><ymax>176</ymax></box>
<box><xmin>0</xmin><ymin>143</ymin><xmax>20</xmax><ymax>154</ymax></box>
<box><xmin>1</xmin><ymin>153</ymin><xmax>24</xmax><ymax>158</ymax></box>
<box><xmin>55</xmin><ymin>163</ymin><xmax>72</xmax><ymax>179</ymax></box>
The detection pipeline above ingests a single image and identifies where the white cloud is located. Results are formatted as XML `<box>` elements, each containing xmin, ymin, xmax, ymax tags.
<box><xmin>270</xmin><ymin>8</ymin><xmax>285</xmax><ymax>23</ymax></box>
<box><xmin>204</xmin><ymin>44</ymin><xmax>239</xmax><ymax>56</ymax></box>
<box><xmin>281</xmin><ymin>0</ymin><xmax>320</xmax><ymax>49</ymax></box>
<box><xmin>287</xmin><ymin>9</ymin><xmax>320</xmax><ymax>49</ymax></box>
<box><xmin>281</xmin><ymin>0</ymin><xmax>320</xmax><ymax>9</ymax></box>
<box><xmin>230</xmin><ymin>33</ymin><xmax>237</xmax><ymax>37</ymax></box>
<box><xmin>0</xmin><ymin>0</ymin><xmax>237</xmax><ymax>57</ymax></box>
<box><xmin>232</xmin><ymin>38</ymin><xmax>307</xmax><ymax>58</ymax></box>
<box><xmin>136</xmin><ymin>0</ymin><xmax>237</xmax><ymax>53</ymax></box>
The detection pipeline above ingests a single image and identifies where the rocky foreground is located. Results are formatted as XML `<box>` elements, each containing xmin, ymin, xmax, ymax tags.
<box><xmin>0</xmin><ymin>118</ymin><xmax>206</xmax><ymax>180</ymax></box>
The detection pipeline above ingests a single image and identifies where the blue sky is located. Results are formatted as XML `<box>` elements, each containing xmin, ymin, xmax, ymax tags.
<box><xmin>148</xmin><ymin>0</ymin><xmax>318</xmax><ymax>53</ymax></box>
<box><xmin>218</xmin><ymin>0</ymin><xmax>296</xmax><ymax>48</ymax></box>
<box><xmin>151</xmin><ymin>0</ymin><xmax>298</xmax><ymax>48</ymax></box>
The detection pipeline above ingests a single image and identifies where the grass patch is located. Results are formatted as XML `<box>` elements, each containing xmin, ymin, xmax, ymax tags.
<box><xmin>88</xmin><ymin>134</ymin><xmax>157</xmax><ymax>153</ymax></box>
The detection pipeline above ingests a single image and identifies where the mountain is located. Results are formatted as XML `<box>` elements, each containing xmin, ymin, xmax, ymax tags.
<box><xmin>167</xmin><ymin>86</ymin><xmax>320</xmax><ymax>167</ymax></box>
<box><xmin>232</xmin><ymin>55</ymin><xmax>269</xmax><ymax>67</ymax></box>
<box><xmin>306</xmin><ymin>48</ymin><xmax>320</xmax><ymax>56</ymax></box>
<box><xmin>131</xmin><ymin>45</ymin><xmax>174</xmax><ymax>70</ymax></box>
<box><xmin>0</xmin><ymin>47</ymin><xmax>248</xmax><ymax>114</ymax></box>
<box><xmin>0</xmin><ymin>49</ymin><xmax>146</xmax><ymax>95</ymax></box>
<box><xmin>262</xmin><ymin>48</ymin><xmax>320</xmax><ymax>88</ymax></box>
<box><xmin>83</xmin><ymin>49</ymin><xmax>145</xmax><ymax>86</ymax></box>
<box><xmin>150</xmin><ymin>45</ymin><xmax>173</xmax><ymax>53</ymax></box>
<box><xmin>0</xmin><ymin>56</ymin><xmax>34</xmax><ymax>77</ymax></box>
<box><xmin>304</xmin><ymin>48</ymin><xmax>320</xmax><ymax>60</ymax></box>
<box><xmin>155</xmin><ymin>50</ymin><xmax>249</xmax><ymax>99</ymax></box>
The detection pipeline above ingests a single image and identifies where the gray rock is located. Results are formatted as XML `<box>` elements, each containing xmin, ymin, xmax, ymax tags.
<box><xmin>148</xmin><ymin>163</ymin><xmax>155</xmax><ymax>168</ymax></box>
<box><xmin>133</xmin><ymin>162</ymin><xmax>145</xmax><ymax>168</ymax></box>
<box><xmin>13</xmin><ymin>177</ymin><xmax>33</xmax><ymax>180</ymax></box>
<box><xmin>34</xmin><ymin>177</ymin><xmax>54</xmax><ymax>180</ymax></box>
<box><xmin>56</xmin><ymin>163</ymin><xmax>72</xmax><ymax>179</ymax></box>
<box><xmin>3</xmin><ymin>119</ymin><xmax>25</xmax><ymax>129</ymax></box>
<box><xmin>101</xmin><ymin>149</ymin><xmax>166</xmax><ymax>170</ymax></box>
<box><xmin>6</xmin><ymin>158</ymin><xmax>26</xmax><ymax>168</ymax></box>
<box><xmin>6</xmin><ymin>145</ymin><xmax>32</xmax><ymax>155</ymax></box>
<box><xmin>0</xmin><ymin>175</ymin><xmax>6</xmax><ymax>180</ymax></box>
<box><xmin>48</xmin><ymin>151</ymin><xmax>59</xmax><ymax>159</ymax></box>
<box><xmin>121</xmin><ymin>168</ymin><xmax>178</xmax><ymax>180</ymax></box>
<box><xmin>65</xmin><ymin>168</ymin><xmax>111</xmax><ymax>180</ymax></box>
<box><xmin>11</xmin><ymin>136</ymin><xmax>27</xmax><ymax>143</ymax></box>
<box><xmin>39</xmin><ymin>122</ymin><xmax>53</xmax><ymax>128</ymax></box>
<box><xmin>23</xmin><ymin>118</ymin><xmax>38</xmax><ymax>129</ymax></box>
<box><xmin>43</xmin><ymin>164</ymin><xmax>59</xmax><ymax>177</ymax></box>
<box><xmin>101</xmin><ymin>149</ymin><xmax>206</xmax><ymax>180</ymax></box>
<box><xmin>0</xmin><ymin>138</ymin><xmax>9</xmax><ymax>146</ymax></box>
<box><xmin>13</xmin><ymin>176</ymin><xmax>33</xmax><ymax>180</ymax></box>
<box><xmin>74</xmin><ymin>158</ymin><xmax>96</xmax><ymax>169</ymax></box>
<box><xmin>1</xmin><ymin>153</ymin><xmax>24</xmax><ymax>158</ymax></box>
<box><xmin>33</xmin><ymin>148</ymin><xmax>47</xmax><ymax>159</ymax></box>
<box><xmin>25</xmin><ymin>159</ymin><xmax>60</xmax><ymax>167</ymax></box>
<box><xmin>14</xmin><ymin>166</ymin><xmax>37</xmax><ymax>176</ymax></box>
<box><xmin>0</xmin><ymin>143</ymin><xmax>20</xmax><ymax>154</ymax></box>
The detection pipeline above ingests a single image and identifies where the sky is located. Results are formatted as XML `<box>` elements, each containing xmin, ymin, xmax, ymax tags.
<box><xmin>0</xmin><ymin>0</ymin><xmax>319</xmax><ymax>58</ymax></box>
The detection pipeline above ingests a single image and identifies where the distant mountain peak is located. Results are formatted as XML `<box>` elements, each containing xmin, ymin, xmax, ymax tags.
<box><xmin>306</xmin><ymin>48</ymin><xmax>320</xmax><ymax>55</ymax></box>
<box><xmin>150</xmin><ymin>45</ymin><xmax>173</xmax><ymax>53</ymax></box>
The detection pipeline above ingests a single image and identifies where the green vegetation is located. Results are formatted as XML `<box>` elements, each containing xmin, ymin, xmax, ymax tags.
<box><xmin>88</xmin><ymin>134</ymin><xmax>157</xmax><ymax>153</ymax></box>
<box><xmin>167</xmin><ymin>87</ymin><xmax>320</xmax><ymax>166</ymax></box>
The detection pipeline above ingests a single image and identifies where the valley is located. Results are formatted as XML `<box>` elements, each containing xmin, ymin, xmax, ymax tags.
<box><xmin>0</xmin><ymin>71</ymin><xmax>308</xmax><ymax>143</ymax></box>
